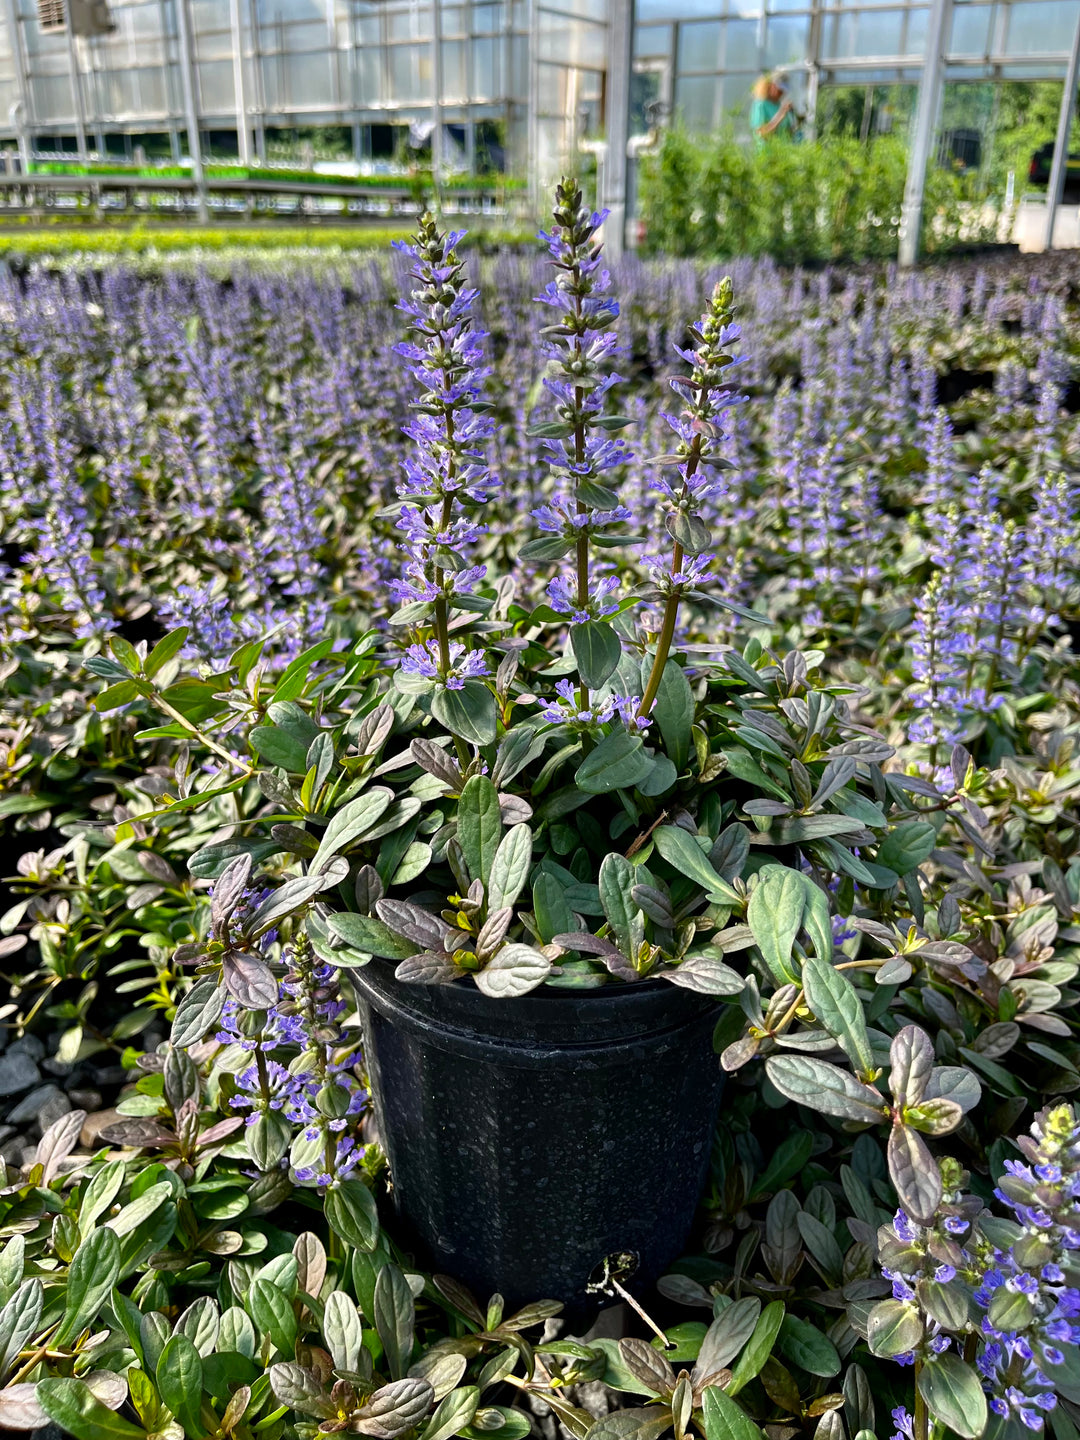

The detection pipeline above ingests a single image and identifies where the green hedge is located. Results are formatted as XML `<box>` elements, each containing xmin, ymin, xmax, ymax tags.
<box><xmin>27</xmin><ymin>161</ymin><xmax>524</xmax><ymax>191</ymax></box>
<box><xmin>639</xmin><ymin>129</ymin><xmax>1000</xmax><ymax>264</ymax></box>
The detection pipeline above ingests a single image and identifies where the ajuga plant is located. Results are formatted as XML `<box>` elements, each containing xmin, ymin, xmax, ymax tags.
<box><xmin>83</xmin><ymin>181</ymin><xmax>923</xmax><ymax>1007</ymax></box>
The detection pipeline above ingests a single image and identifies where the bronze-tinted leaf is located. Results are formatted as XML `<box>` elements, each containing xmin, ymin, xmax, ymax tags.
<box><xmin>887</xmin><ymin>1122</ymin><xmax>942</xmax><ymax>1224</ymax></box>
<box><xmin>211</xmin><ymin>852</ymin><xmax>253</xmax><ymax>930</ymax></box>
<box><xmin>353</xmin><ymin>1378</ymin><xmax>434</xmax><ymax>1438</ymax></box>
<box><xmin>617</xmin><ymin>1338</ymin><xmax>676</xmax><ymax>1397</ymax></box>
<box><xmin>223</xmin><ymin>950</ymin><xmax>279</xmax><ymax>1009</ymax></box>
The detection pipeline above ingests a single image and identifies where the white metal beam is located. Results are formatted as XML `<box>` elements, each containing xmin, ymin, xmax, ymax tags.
<box><xmin>1043</xmin><ymin>3</ymin><xmax>1080</xmax><ymax>250</ymax></box>
<box><xmin>898</xmin><ymin>0</ymin><xmax>952</xmax><ymax>266</ymax></box>
<box><xmin>173</xmin><ymin>0</ymin><xmax>208</xmax><ymax>220</ymax></box>
<box><xmin>601</xmin><ymin>0</ymin><xmax>632</xmax><ymax>258</ymax></box>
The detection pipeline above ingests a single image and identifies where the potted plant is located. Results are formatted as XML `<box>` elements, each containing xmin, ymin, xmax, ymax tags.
<box><xmin>102</xmin><ymin>178</ymin><xmax>910</xmax><ymax>1316</ymax></box>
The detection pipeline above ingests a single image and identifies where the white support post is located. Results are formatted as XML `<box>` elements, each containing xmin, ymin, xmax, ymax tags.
<box><xmin>600</xmin><ymin>0</ymin><xmax>632</xmax><ymax>259</ymax></box>
<box><xmin>2</xmin><ymin>0</ymin><xmax>32</xmax><ymax>171</ymax></box>
<box><xmin>174</xmin><ymin>0</ymin><xmax>209</xmax><ymax>221</ymax></box>
<box><xmin>1044</xmin><ymin>5</ymin><xmax>1080</xmax><ymax>251</ymax></box>
<box><xmin>432</xmin><ymin>0</ymin><xmax>444</xmax><ymax>197</ymax></box>
<box><xmin>898</xmin><ymin>0</ymin><xmax>952</xmax><ymax>267</ymax></box>
<box><xmin>230</xmin><ymin>0</ymin><xmax>252</xmax><ymax>165</ymax></box>
<box><xmin>63</xmin><ymin>0</ymin><xmax>88</xmax><ymax>158</ymax></box>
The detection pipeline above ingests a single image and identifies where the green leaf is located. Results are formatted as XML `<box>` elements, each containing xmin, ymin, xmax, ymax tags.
<box><xmin>574</xmin><ymin>730</ymin><xmax>652</xmax><ymax>795</ymax></box>
<box><xmin>323</xmin><ymin>1291</ymin><xmax>363</xmax><ymax>1373</ymax></box>
<box><xmin>747</xmin><ymin>866</ymin><xmax>805</xmax><ymax>985</ymax></box>
<box><xmin>599</xmin><ymin>852</ymin><xmax>639</xmax><ymax>958</ymax></box>
<box><xmin>917</xmin><ymin>1353</ymin><xmax>987</xmax><ymax>1440</ymax></box>
<box><xmin>324</xmin><ymin>1179</ymin><xmax>379</xmax><ymax>1252</ymax></box>
<box><xmin>249</xmin><ymin>1278</ymin><xmax>297</xmax><ymax>1356</ymax></box>
<box><xmin>56</xmin><ymin>1228</ymin><xmax>121</xmax><ymax>1345</ymax></box>
<box><xmin>188</xmin><ymin>839</ymin><xmax>283</xmax><ymax>881</ymax></box>
<box><xmin>702</xmin><ymin>1384</ymin><xmax>768</xmax><ymax>1440</ymax></box>
<box><xmin>475</xmin><ymin>944</ymin><xmax>552</xmax><ymax>997</ymax></box>
<box><xmin>328</xmin><ymin>913</ymin><xmax>417</xmax><ymax>960</ymax></box>
<box><xmin>726</xmin><ymin>1300</ymin><xmax>785</xmax><ymax>1396</ymax></box>
<box><xmin>776</xmin><ymin>1315</ymin><xmax>840</xmax><ymax>1377</ymax></box>
<box><xmin>572</xmin><ymin>622</ymin><xmax>623</xmax><ymax>689</ymax></box>
<box><xmin>801</xmin><ymin>953</ymin><xmax>875</xmax><ymax>1077</ymax></box>
<box><xmin>79</xmin><ymin>1161</ymin><xmax>126</xmax><ymax>1239</ymax></box>
<box><xmin>250</xmin><ymin>725</ymin><xmax>313</xmax><ymax>772</ymax></box>
<box><xmin>95</xmin><ymin>680</ymin><xmax>140</xmax><ymax>711</ymax></box>
<box><xmin>157</xmin><ymin>1334</ymin><xmax>204</xmax><ymax>1437</ymax></box>
<box><xmin>171</xmin><ymin>978</ymin><xmax>225</xmax><ymax>1048</ymax></box>
<box><xmin>37</xmin><ymin>1379</ymin><xmax>148</xmax><ymax>1440</ymax></box>
<box><xmin>311</xmin><ymin>788</ymin><xmax>395</xmax><ymax>871</ymax></box>
<box><xmin>533</xmin><ymin>873</ymin><xmax>573</xmax><ymax>945</ymax></box>
<box><xmin>765</xmin><ymin>1056</ymin><xmax>887</xmax><ymax>1123</ymax></box>
<box><xmin>144</xmin><ymin>627</ymin><xmax>190</xmax><ymax>678</ymax></box>
<box><xmin>650</xmin><ymin>660</ymin><xmax>694</xmax><ymax>772</ymax></box>
<box><xmin>0</xmin><ymin>1280</ymin><xmax>42</xmax><ymax>1376</ymax></box>
<box><xmin>876</xmin><ymin>822</ymin><xmax>936</xmax><ymax>876</ymax></box>
<box><xmin>458</xmin><ymin>776</ymin><xmax>502</xmax><ymax>887</ymax></box>
<box><xmin>653</xmin><ymin>827</ymin><xmax>740</xmax><ymax>905</ymax></box>
<box><xmin>419</xmin><ymin>1387</ymin><xmax>481</xmax><ymax>1440</ymax></box>
<box><xmin>749</xmin><ymin>1131</ymin><xmax>814</xmax><ymax>1200</ymax></box>
<box><xmin>488</xmin><ymin>825</ymin><xmax>532</xmax><ymax>911</ymax></box>
<box><xmin>866</xmin><ymin>1300</ymin><xmax>923</xmax><ymax>1358</ymax></box>
<box><xmin>431</xmin><ymin>682</ymin><xmax>497</xmax><ymax>747</ymax></box>
<box><xmin>374</xmin><ymin>1264</ymin><xmax>415</xmax><ymax>1381</ymax></box>
<box><xmin>772</xmin><ymin>816</ymin><xmax>866</xmax><ymax>844</ymax></box>
<box><xmin>798</xmin><ymin>876</ymin><xmax>833</xmax><ymax>965</ymax></box>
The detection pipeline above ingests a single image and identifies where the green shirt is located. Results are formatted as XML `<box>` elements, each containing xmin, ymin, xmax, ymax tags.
<box><xmin>750</xmin><ymin>96</ymin><xmax>796</xmax><ymax>141</ymax></box>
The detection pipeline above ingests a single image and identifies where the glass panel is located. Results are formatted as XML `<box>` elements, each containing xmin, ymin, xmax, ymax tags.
<box><xmin>286</xmin><ymin>52</ymin><xmax>333</xmax><ymax>104</ymax></box>
<box><xmin>279</xmin><ymin>20</ymin><xmax>328</xmax><ymax>51</ymax></box>
<box><xmin>537</xmin><ymin>15</ymin><xmax>606</xmax><ymax>66</ymax></box>
<box><xmin>439</xmin><ymin>39</ymin><xmax>464</xmax><ymax>94</ymax></box>
<box><xmin>189</xmin><ymin>0</ymin><xmax>227</xmax><ymax>27</ymax></box>
<box><xmin>949</xmin><ymin>3</ymin><xmax>991</xmax><ymax>54</ymax></box>
<box><xmin>822</xmin><ymin>11</ymin><xmax>855</xmax><ymax>56</ymax></box>
<box><xmin>634</xmin><ymin>22</ymin><xmax>672</xmax><ymax>54</ymax></box>
<box><xmin>724</xmin><ymin>17</ymin><xmax>760</xmax><ymax>66</ymax></box>
<box><xmin>473</xmin><ymin>4</ymin><xmax>503</xmax><ymax>32</ymax></box>
<box><xmin>387</xmin><ymin>5</ymin><xmax>432</xmax><ymax>40</ymax></box>
<box><xmin>1005</xmin><ymin>0</ymin><xmax>1077</xmax><ymax>54</ymax></box>
<box><xmin>388</xmin><ymin>42</ymin><xmax>424</xmax><ymax>98</ymax></box>
<box><xmin>719</xmin><ymin>72</ymin><xmax>754</xmax><ymax>117</ymax></box>
<box><xmin>678</xmin><ymin>19</ymin><xmax>721</xmax><ymax>67</ymax></box>
<box><xmin>727</xmin><ymin>0</ymin><xmax>763</xmax><ymax>17</ymax></box>
<box><xmin>855</xmin><ymin>8</ymin><xmax>904</xmax><ymax>54</ymax></box>
<box><xmin>768</xmin><ymin>0</ymin><xmax>812</xmax><ymax>12</ymax></box>
<box><xmin>674</xmin><ymin>71</ymin><xmax>716</xmax><ymax>126</ymax></box>
<box><xmin>764</xmin><ymin>13</ymin><xmax>808</xmax><ymax>62</ymax></box>
<box><xmin>356</xmin><ymin>14</ymin><xmax>380</xmax><ymax>43</ymax></box>
<box><xmin>195</xmin><ymin>26</ymin><xmax>232</xmax><ymax>58</ymax></box>
<box><xmin>905</xmin><ymin>7</ymin><xmax>928</xmax><ymax>51</ymax></box>
<box><xmin>537</xmin><ymin>60</ymin><xmax>566</xmax><ymax>110</ymax></box>
<box><xmin>638</xmin><ymin>0</ymin><xmax>724</xmax><ymax>18</ymax></box>
<box><xmin>196</xmin><ymin>59</ymin><xmax>233</xmax><ymax>108</ymax></box>
<box><xmin>358</xmin><ymin>46</ymin><xmax>382</xmax><ymax>99</ymax></box>
<box><xmin>441</xmin><ymin>6</ymin><xmax>465</xmax><ymax>32</ymax></box>
<box><xmin>471</xmin><ymin>35</ymin><xmax>499</xmax><ymax>92</ymax></box>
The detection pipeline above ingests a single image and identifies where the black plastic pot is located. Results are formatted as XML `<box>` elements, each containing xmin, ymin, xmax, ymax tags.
<box><xmin>347</xmin><ymin>962</ymin><xmax>724</xmax><ymax>1316</ymax></box>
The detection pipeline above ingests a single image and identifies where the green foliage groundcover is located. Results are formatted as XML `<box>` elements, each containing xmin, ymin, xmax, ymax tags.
<box><xmin>639</xmin><ymin>130</ymin><xmax>999</xmax><ymax>264</ymax></box>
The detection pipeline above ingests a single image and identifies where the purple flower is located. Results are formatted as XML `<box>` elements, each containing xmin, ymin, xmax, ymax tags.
<box><xmin>401</xmin><ymin>639</ymin><xmax>489</xmax><ymax>690</ymax></box>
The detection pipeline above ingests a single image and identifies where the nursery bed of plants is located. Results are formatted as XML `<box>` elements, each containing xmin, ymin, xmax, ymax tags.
<box><xmin>1</xmin><ymin>188</ymin><xmax>1080</xmax><ymax>1440</ymax></box>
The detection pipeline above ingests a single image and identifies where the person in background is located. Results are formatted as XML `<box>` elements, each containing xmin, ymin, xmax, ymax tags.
<box><xmin>750</xmin><ymin>72</ymin><xmax>797</xmax><ymax>141</ymax></box>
